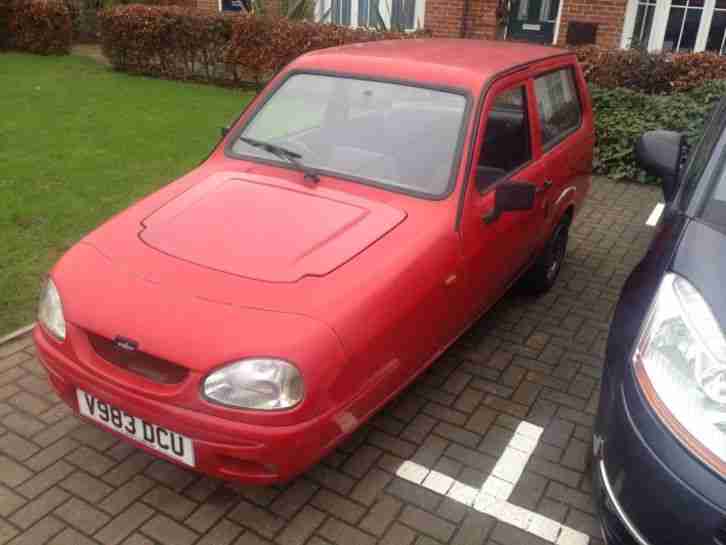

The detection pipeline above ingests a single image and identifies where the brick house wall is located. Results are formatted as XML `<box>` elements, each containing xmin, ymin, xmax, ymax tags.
<box><xmin>554</xmin><ymin>0</ymin><xmax>628</xmax><ymax>48</ymax></box>
<box><xmin>425</xmin><ymin>0</ymin><xmax>628</xmax><ymax>47</ymax></box>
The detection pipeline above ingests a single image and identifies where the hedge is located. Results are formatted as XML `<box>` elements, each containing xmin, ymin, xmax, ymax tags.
<box><xmin>592</xmin><ymin>80</ymin><xmax>726</xmax><ymax>181</ymax></box>
<box><xmin>6</xmin><ymin>0</ymin><xmax>72</xmax><ymax>54</ymax></box>
<box><xmin>99</xmin><ymin>6</ymin><xmax>427</xmax><ymax>85</ymax></box>
<box><xmin>99</xmin><ymin>5</ymin><xmax>234</xmax><ymax>82</ymax></box>
<box><xmin>575</xmin><ymin>45</ymin><xmax>726</xmax><ymax>94</ymax></box>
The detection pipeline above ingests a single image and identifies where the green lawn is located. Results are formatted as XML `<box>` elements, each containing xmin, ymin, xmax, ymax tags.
<box><xmin>0</xmin><ymin>53</ymin><xmax>254</xmax><ymax>335</ymax></box>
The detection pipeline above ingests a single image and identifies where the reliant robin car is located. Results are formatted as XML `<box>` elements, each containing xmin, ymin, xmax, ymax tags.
<box><xmin>35</xmin><ymin>39</ymin><xmax>593</xmax><ymax>483</ymax></box>
<box><xmin>594</xmin><ymin>98</ymin><xmax>726</xmax><ymax>545</ymax></box>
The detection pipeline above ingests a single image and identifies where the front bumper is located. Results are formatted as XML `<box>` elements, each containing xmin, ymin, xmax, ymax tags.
<box><xmin>34</xmin><ymin>326</ymin><xmax>344</xmax><ymax>484</ymax></box>
<box><xmin>593</xmin><ymin>374</ymin><xmax>726</xmax><ymax>545</ymax></box>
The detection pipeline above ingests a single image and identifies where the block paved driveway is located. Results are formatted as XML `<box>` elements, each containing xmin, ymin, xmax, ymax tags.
<box><xmin>0</xmin><ymin>178</ymin><xmax>660</xmax><ymax>545</ymax></box>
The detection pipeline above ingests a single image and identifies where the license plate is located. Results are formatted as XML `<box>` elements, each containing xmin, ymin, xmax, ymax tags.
<box><xmin>76</xmin><ymin>389</ymin><xmax>195</xmax><ymax>467</ymax></box>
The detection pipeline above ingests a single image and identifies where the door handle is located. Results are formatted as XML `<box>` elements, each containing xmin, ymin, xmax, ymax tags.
<box><xmin>536</xmin><ymin>180</ymin><xmax>553</xmax><ymax>194</ymax></box>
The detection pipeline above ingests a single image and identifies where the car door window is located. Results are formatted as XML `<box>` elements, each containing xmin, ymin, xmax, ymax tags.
<box><xmin>476</xmin><ymin>86</ymin><xmax>532</xmax><ymax>193</ymax></box>
<box><xmin>534</xmin><ymin>68</ymin><xmax>582</xmax><ymax>150</ymax></box>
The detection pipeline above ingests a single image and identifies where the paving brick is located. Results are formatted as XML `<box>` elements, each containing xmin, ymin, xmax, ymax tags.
<box><xmin>196</xmin><ymin>519</ymin><xmax>243</xmax><ymax>545</ymax></box>
<box><xmin>306</xmin><ymin>465</ymin><xmax>355</xmax><ymax>496</ymax></box>
<box><xmin>143</xmin><ymin>460</ymin><xmax>196</xmax><ymax>492</ymax></box>
<box><xmin>387</xmin><ymin>478</ymin><xmax>441</xmax><ymax>512</ymax></box>
<box><xmin>379</xmin><ymin>522</ymin><xmax>416</xmax><ymax>545</ymax></box>
<box><xmin>0</xmin><ymin>484</ymin><xmax>26</xmax><ymax>516</ymax></box>
<box><xmin>541</xmin><ymin>419</ymin><xmax>574</xmax><ymax>448</ymax></box>
<box><xmin>269</xmin><ymin>479</ymin><xmax>319</xmax><ymax>519</ymax></box>
<box><xmin>0</xmin><ymin>455</ymin><xmax>32</xmax><ymax>487</ymax></box>
<box><xmin>55</xmin><ymin>497</ymin><xmax>110</xmax><ymax>534</ymax></box>
<box><xmin>103</xmin><ymin>451</ymin><xmax>154</xmax><ymax>487</ymax></box>
<box><xmin>358</xmin><ymin>494</ymin><xmax>401</xmax><ymax>536</ymax></box>
<box><xmin>233</xmin><ymin>532</ymin><xmax>275</xmax><ymax>545</ymax></box>
<box><xmin>71</xmin><ymin>424</ymin><xmax>119</xmax><ymax>451</ymax></box>
<box><xmin>2</xmin><ymin>413</ymin><xmax>45</xmax><ymax>437</ymax></box>
<box><xmin>400</xmin><ymin>414</ymin><xmax>437</xmax><ymax>445</ymax></box>
<box><xmin>465</xmin><ymin>406</ymin><xmax>497</xmax><ymax>435</ymax></box>
<box><xmin>446</xmin><ymin>443</ymin><xmax>496</xmax><ymax>474</ymax></box>
<box><xmin>11</xmin><ymin>487</ymin><xmax>70</xmax><ymax>529</ymax></box>
<box><xmin>483</xmin><ymin>396</ymin><xmax>528</xmax><ymax>419</ymax></box>
<box><xmin>121</xmin><ymin>533</ymin><xmax>155</xmax><ymax>545</ymax></box>
<box><xmin>16</xmin><ymin>461</ymin><xmax>73</xmax><ymax>499</ymax></box>
<box><xmin>25</xmin><ymin>439</ymin><xmax>78</xmax><ymax>472</ymax></box>
<box><xmin>184</xmin><ymin>487</ymin><xmax>238</xmax><ymax>533</ymax></box>
<box><xmin>342</xmin><ymin>445</ymin><xmax>382</xmax><ymax>477</ymax></box>
<box><xmin>6</xmin><ymin>516</ymin><xmax>64</xmax><ymax>545</ymax></box>
<box><xmin>350</xmin><ymin>468</ymin><xmax>391</xmax><ymax>506</ymax></box>
<box><xmin>512</xmin><ymin>381</ymin><xmax>543</xmax><ymax>407</ymax></box>
<box><xmin>100</xmin><ymin>475</ymin><xmax>156</xmax><ymax>515</ymax></box>
<box><xmin>48</xmin><ymin>528</ymin><xmax>97</xmax><ymax>545</ymax></box>
<box><xmin>141</xmin><ymin>514</ymin><xmax>198</xmax><ymax>545</ymax></box>
<box><xmin>410</xmin><ymin>434</ymin><xmax>448</xmax><ymax>468</ymax></box>
<box><xmin>32</xmin><ymin>417</ymin><xmax>80</xmax><ymax>448</ymax></box>
<box><xmin>434</xmin><ymin>422</ymin><xmax>480</xmax><ymax>448</ymax></box>
<box><xmin>142</xmin><ymin>485</ymin><xmax>196</xmax><ymax>520</ymax></box>
<box><xmin>228</xmin><ymin>500</ymin><xmax>284</xmax><ymax>539</ymax></box>
<box><xmin>451</xmin><ymin>511</ymin><xmax>495</xmax><ymax>545</ymax></box>
<box><xmin>317</xmin><ymin>518</ymin><xmax>376</xmax><ymax>545</ymax></box>
<box><xmin>527</xmin><ymin>457</ymin><xmax>582</xmax><ymax>488</ymax></box>
<box><xmin>546</xmin><ymin>481</ymin><xmax>595</xmax><ymax>515</ymax></box>
<box><xmin>561</xmin><ymin>438</ymin><xmax>589</xmax><ymax>472</ymax></box>
<box><xmin>275</xmin><ymin>506</ymin><xmax>326</xmax><ymax>545</ymax></box>
<box><xmin>422</xmin><ymin>403</ymin><xmax>467</xmax><ymax>426</ymax></box>
<box><xmin>66</xmin><ymin>446</ymin><xmax>115</xmax><ymax>476</ymax></box>
<box><xmin>94</xmin><ymin>502</ymin><xmax>154</xmax><ymax>545</ymax></box>
<box><xmin>0</xmin><ymin>519</ymin><xmax>18</xmax><ymax>545</ymax></box>
<box><xmin>565</xmin><ymin>508</ymin><xmax>600</xmax><ymax>538</ymax></box>
<box><xmin>399</xmin><ymin>505</ymin><xmax>456</xmax><ymax>542</ymax></box>
<box><xmin>60</xmin><ymin>471</ymin><xmax>113</xmax><ymax>503</ymax></box>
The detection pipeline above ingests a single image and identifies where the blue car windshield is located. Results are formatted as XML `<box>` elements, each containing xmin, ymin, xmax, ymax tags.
<box><xmin>229</xmin><ymin>73</ymin><xmax>468</xmax><ymax>198</ymax></box>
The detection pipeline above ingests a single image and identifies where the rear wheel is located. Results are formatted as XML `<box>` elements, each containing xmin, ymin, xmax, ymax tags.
<box><xmin>521</xmin><ymin>220</ymin><xmax>569</xmax><ymax>295</ymax></box>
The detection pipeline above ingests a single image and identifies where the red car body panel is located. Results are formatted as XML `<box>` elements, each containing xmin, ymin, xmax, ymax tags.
<box><xmin>35</xmin><ymin>39</ymin><xmax>594</xmax><ymax>483</ymax></box>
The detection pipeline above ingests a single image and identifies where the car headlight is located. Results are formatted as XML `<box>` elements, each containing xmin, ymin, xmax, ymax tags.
<box><xmin>634</xmin><ymin>273</ymin><xmax>726</xmax><ymax>473</ymax></box>
<box><xmin>38</xmin><ymin>279</ymin><xmax>66</xmax><ymax>341</ymax></box>
<box><xmin>203</xmin><ymin>358</ymin><xmax>304</xmax><ymax>410</ymax></box>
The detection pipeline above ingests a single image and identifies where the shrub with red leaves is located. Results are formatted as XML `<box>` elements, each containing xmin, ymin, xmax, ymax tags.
<box><xmin>9</xmin><ymin>0</ymin><xmax>72</xmax><ymax>54</ymax></box>
<box><xmin>99</xmin><ymin>5</ymin><xmax>234</xmax><ymax>82</ymax></box>
<box><xmin>225</xmin><ymin>15</ymin><xmax>426</xmax><ymax>82</ymax></box>
<box><xmin>0</xmin><ymin>0</ymin><xmax>14</xmax><ymax>49</ymax></box>
<box><xmin>574</xmin><ymin>45</ymin><xmax>726</xmax><ymax>94</ymax></box>
<box><xmin>99</xmin><ymin>6</ymin><xmax>428</xmax><ymax>85</ymax></box>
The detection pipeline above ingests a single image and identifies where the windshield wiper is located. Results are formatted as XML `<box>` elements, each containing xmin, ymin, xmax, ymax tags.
<box><xmin>239</xmin><ymin>136</ymin><xmax>319</xmax><ymax>182</ymax></box>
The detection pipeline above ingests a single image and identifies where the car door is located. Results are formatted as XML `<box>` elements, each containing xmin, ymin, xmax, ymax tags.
<box><xmin>531</xmin><ymin>62</ymin><xmax>593</xmax><ymax>237</ymax></box>
<box><xmin>460</xmin><ymin>71</ymin><xmax>549</xmax><ymax>313</ymax></box>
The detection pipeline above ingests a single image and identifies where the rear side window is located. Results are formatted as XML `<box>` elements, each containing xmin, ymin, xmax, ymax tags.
<box><xmin>534</xmin><ymin>68</ymin><xmax>582</xmax><ymax>149</ymax></box>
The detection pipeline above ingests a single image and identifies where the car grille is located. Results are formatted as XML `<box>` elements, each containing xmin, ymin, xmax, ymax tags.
<box><xmin>87</xmin><ymin>332</ymin><xmax>189</xmax><ymax>385</ymax></box>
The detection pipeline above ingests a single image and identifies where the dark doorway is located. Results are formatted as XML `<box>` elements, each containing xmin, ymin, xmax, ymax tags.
<box><xmin>507</xmin><ymin>0</ymin><xmax>560</xmax><ymax>44</ymax></box>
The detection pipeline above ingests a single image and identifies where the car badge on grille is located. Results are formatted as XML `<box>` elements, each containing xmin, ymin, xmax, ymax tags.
<box><xmin>113</xmin><ymin>336</ymin><xmax>139</xmax><ymax>352</ymax></box>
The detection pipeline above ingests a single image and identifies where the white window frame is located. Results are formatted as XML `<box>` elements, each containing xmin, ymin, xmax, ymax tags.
<box><xmin>622</xmin><ymin>0</ymin><xmax>726</xmax><ymax>52</ymax></box>
<box><xmin>315</xmin><ymin>0</ymin><xmax>425</xmax><ymax>29</ymax></box>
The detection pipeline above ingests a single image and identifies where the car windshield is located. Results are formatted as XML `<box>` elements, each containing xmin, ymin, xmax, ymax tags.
<box><xmin>230</xmin><ymin>73</ymin><xmax>468</xmax><ymax>197</ymax></box>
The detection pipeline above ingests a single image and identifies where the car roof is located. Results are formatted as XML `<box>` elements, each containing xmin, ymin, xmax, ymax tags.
<box><xmin>290</xmin><ymin>38</ymin><xmax>571</xmax><ymax>94</ymax></box>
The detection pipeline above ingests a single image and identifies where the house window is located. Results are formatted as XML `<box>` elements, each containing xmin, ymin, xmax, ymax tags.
<box><xmin>331</xmin><ymin>0</ymin><xmax>352</xmax><ymax>24</ymax></box>
<box><xmin>707</xmin><ymin>0</ymin><xmax>726</xmax><ymax>53</ymax></box>
<box><xmin>624</xmin><ymin>0</ymin><xmax>726</xmax><ymax>54</ymax></box>
<box><xmin>632</xmin><ymin>0</ymin><xmax>658</xmax><ymax>47</ymax></box>
<box><xmin>317</xmin><ymin>0</ymin><xmax>422</xmax><ymax>29</ymax></box>
<box><xmin>664</xmin><ymin>0</ymin><xmax>705</xmax><ymax>52</ymax></box>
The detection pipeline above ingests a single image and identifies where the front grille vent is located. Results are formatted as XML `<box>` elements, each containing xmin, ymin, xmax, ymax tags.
<box><xmin>87</xmin><ymin>332</ymin><xmax>189</xmax><ymax>385</ymax></box>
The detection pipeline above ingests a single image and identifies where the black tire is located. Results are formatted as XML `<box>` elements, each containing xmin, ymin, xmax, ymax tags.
<box><xmin>521</xmin><ymin>220</ymin><xmax>569</xmax><ymax>295</ymax></box>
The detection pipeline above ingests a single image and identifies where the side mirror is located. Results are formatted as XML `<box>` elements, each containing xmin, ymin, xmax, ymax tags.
<box><xmin>635</xmin><ymin>130</ymin><xmax>684</xmax><ymax>202</ymax></box>
<box><xmin>484</xmin><ymin>182</ymin><xmax>537</xmax><ymax>224</ymax></box>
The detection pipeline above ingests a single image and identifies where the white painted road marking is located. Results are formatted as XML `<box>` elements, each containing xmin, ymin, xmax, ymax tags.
<box><xmin>646</xmin><ymin>203</ymin><xmax>665</xmax><ymax>227</ymax></box>
<box><xmin>396</xmin><ymin>421</ymin><xmax>590</xmax><ymax>544</ymax></box>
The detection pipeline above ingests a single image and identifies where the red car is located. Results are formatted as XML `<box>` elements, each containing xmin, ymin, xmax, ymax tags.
<box><xmin>34</xmin><ymin>39</ymin><xmax>593</xmax><ymax>483</ymax></box>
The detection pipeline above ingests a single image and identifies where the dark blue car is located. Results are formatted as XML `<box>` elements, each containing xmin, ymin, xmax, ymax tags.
<box><xmin>594</xmin><ymin>97</ymin><xmax>726</xmax><ymax>545</ymax></box>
